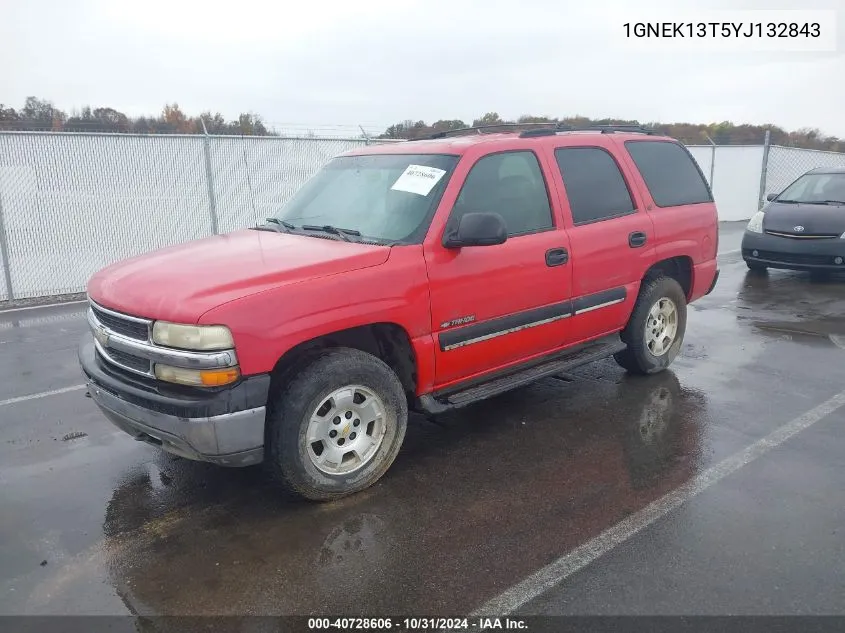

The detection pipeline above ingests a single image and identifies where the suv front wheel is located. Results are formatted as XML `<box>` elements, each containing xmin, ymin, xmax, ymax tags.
<box><xmin>266</xmin><ymin>348</ymin><xmax>408</xmax><ymax>501</ymax></box>
<box><xmin>614</xmin><ymin>276</ymin><xmax>687</xmax><ymax>375</ymax></box>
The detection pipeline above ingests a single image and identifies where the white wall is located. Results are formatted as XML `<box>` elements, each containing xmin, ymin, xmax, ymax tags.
<box><xmin>687</xmin><ymin>145</ymin><xmax>764</xmax><ymax>222</ymax></box>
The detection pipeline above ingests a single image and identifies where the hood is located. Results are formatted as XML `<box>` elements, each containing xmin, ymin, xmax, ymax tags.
<box><xmin>87</xmin><ymin>229</ymin><xmax>391</xmax><ymax>323</ymax></box>
<box><xmin>763</xmin><ymin>201</ymin><xmax>845</xmax><ymax>237</ymax></box>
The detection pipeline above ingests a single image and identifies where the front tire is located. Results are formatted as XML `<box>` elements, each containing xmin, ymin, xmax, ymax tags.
<box><xmin>745</xmin><ymin>260</ymin><xmax>767</xmax><ymax>273</ymax></box>
<box><xmin>614</xmin><ymin>276</ymin><xmax>687</xmax><ymax>375</ymax></box>
<box><xmin>266</xmin><ymin>348</ymin><xmax>408</xmax><ymax>501</ymax></box>
<box><xmin>810</xmin><ymin>270</ymin><xmax>832</xmax><ymax>282</ymax></box>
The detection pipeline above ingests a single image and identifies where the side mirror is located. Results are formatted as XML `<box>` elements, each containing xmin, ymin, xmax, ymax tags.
<box><xmin>766</xmin><ymin>193</ymin><xmax>778</xmax><ymax>202</ymax></box>
<box><xmin>443</xmin><ymin>212</ymin><xmax>508</xmax><ymax>248</ymax></box>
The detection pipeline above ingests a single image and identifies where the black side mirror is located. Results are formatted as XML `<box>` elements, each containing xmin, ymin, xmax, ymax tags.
<box><xmin>766</xmin><ymin>193</ymin><xmax>778</xmax><ymax>202</ymax></box>
<box><xmin>443</xmin><ymin>212</ymin><xmax>508</xmax><ymax>248</ymax></box>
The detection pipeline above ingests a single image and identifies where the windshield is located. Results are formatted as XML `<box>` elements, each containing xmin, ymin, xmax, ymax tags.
<box><xmin>272</xmin><ymin>153</ymin><xmax>459</xmax><ymax>243</ymax></box>
<box><xmin>776</xmin><ymin>172</ymin><xmax>845</xmax><ymax>204</ymax></box>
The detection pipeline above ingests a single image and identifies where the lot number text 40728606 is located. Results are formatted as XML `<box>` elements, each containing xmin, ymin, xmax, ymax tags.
<box><xmin>307</xmin><ymin>617</ymin><xmax>528</xmax><ymax>630</ymax></box>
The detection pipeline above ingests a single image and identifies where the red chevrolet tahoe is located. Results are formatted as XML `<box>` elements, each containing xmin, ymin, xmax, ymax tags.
<box><xmin>79</xmin><ymin>124</ymin><xmax>719</xmax><ymax>500</ymax></box>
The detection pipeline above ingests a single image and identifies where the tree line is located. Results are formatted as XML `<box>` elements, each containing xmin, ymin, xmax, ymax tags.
<box><xmin>379</xmin><ymin>112</ymin><xmax>845</xmax><ymax>152</ymax></box>
<box><xmin>0</xmin><ymin>97</ymin><xmax>273</xmax><ymax>135</ymax></box>
<box><xmin>1</xmin><ymin>97</ymin><xmax>843</xmax><ymax>151</ymax></box>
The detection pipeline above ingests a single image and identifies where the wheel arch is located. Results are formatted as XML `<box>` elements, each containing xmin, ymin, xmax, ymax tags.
<box><xmin>265</xmin><ymin>322</ymin><xmax>419</xmax><ymax>424</ymax></box>
<box><xmin>641</xmin><ymin>255</ymin><xmax>693</xmax><ymax>300</ymax></box>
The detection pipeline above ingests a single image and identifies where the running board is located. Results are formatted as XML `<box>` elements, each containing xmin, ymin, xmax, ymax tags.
<box><xmin>418</xmin><ymin>334</ymin><xmax>627</xmax><ymax>414</ymax></box>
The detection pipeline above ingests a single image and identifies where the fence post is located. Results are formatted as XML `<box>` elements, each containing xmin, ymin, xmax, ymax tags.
<box><xmin>758</xmin><ymin>129</ymin><xmax>771</xmax><ymax>210</ymax></box>
<box><xmin>704</xmin><ymin>134</ymin><xmax>716</xmax><ymax>191</ymax></box>
<box><xmin>200</xmin><ymin>119</ymin><xmax>220</xmax><ymax>235</ymax></box>
<box><xmin>0</xmin><ymin>188</ymin><xmax>14</xmax><ymax>301</ymax></box>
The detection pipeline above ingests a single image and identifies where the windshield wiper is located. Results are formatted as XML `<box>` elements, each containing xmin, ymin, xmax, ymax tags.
<box><xmin>823</xmin><ymin>200</ymin><xmax>845</xmax><ymax>205</ymax></box>
<box><xmin>263</xmin><ymin>217</ymin><xmax>295</xmax><ymax>232</ymax></box>
<box><xmin>300</xmin><ymin>224</ymin><xmax>361</xmax><ymax>242</ymax></box>
<box><xmin>774</xmin><ymin>199</ymin><xmax>800</xmax><ymax>204</ymax></box>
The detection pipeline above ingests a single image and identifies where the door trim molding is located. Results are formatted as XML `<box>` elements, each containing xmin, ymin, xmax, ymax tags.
<box><xmin>438</xmin><ymin>286</ymin><xmax>628</xmax><ymax>351</ymax></box>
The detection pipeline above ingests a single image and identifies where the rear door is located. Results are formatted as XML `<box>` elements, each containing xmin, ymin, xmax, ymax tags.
<box><xmin>543</xmin><ymin>139</ymin><xmax>656</xmax><ymax>343</ymax></box>
<box><xmin>424</xmin><ymin>148</ymin><xmax>573</xmax><ymax>388</ymax></box>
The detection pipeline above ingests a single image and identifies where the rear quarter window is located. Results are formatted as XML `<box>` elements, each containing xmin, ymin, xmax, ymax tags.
<box><xmin>625</xmin><ymin>140</ymin><xmax>713</xmax><ymax>207</ymax></box>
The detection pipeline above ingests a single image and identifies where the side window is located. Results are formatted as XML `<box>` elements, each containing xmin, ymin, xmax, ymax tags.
<box><xmin>451</xmin><ymin>151</ymin><xmax>553</xmax><ymax>237</ymax></box>
<box><xmin>625</xmin><ymin>140</ymin><xmax>713</xmax><ymax>207</ymax></box>
<box><xmin>554</xmin><ymin>147</ymin><xmax>636</xmax><ymax>225</ymax></box>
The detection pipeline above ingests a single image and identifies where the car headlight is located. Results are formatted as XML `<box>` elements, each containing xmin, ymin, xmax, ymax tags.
<box><xmin>155</xmin><ymin>364</ymin><xmax>241</xmax><ymax>387</ymax></box>
<box><xmin>152</xmin><ymin>322</ymin><xmax>234</xmax><ymax>351</ymax></box>
<box><xmin>746</xmin><ymin>211</ymin><xmax>765</xmax><ymax>233</ymax></box>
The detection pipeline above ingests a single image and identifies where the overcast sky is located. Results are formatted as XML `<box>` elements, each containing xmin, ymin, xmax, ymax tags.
<box><xmin>2</xmin><ymin>0</ymin><xmax>843</xmax><ymax>136</ymax></box>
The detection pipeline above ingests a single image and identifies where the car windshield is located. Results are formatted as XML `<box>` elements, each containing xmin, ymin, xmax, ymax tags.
<box><xmin>271</xmin><ymin>153</ymin><xmax>459</xmax><ymax>243</ymax></box>
<box><xmin>776</xmin><ymin>172</ymin><xmax>845</xmax><ymax>204</ymax></box>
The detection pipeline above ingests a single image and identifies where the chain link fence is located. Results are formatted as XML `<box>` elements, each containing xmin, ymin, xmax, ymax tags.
<box><xmin>762</xmin><ymin>145</ymin><xmax>845</xmax><ymax>202</ymax></box>
<box><xmin>1</xmin><ymin>130</ymin><xmax>845</xmax><ymax>302</ymax></box>
<box><xmin>0</xmin><ymin>132</ymin><xmax>400</xmax><ymax>301</ymax></box>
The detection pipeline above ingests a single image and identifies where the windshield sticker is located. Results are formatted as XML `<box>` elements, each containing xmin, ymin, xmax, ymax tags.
<box><xmin>390</xmin><ymin>164</ymin><xmax>446</xmax><ymax>196</ymax></box>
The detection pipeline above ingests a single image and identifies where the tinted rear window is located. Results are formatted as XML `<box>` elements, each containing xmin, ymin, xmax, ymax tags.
<box><xmin>554</xmin><ymin>147</ymin><xmax>635</xmax><ymax>225</ymax></box>
<box><xmin>625</xmin><ymin>141</ymin><xmax>712</xmax><ymax>207</ymax></box>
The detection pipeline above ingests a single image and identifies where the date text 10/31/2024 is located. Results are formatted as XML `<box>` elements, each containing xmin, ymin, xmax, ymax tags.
<box><xmin>623</xmin><ymin>22</ymin><xmax>821</xmax><ymax>38</ymax></box>
<box><xmin>307</xmin><ymin>617</ymin><xmax>528</xmax><ymax>630</ymax></box>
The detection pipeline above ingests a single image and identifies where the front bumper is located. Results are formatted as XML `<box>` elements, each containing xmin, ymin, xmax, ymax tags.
<box><xmin>79</xmin><ymin>334</ymin><xmax>269</xmax><ymax>466</ymax></box>
<box><xmin>741</xmin><ymin>230</ymin><xmax>845</xmax><ymax>272</ymax></box>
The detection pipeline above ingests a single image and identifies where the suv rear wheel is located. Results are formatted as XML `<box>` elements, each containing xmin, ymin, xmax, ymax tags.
<box><xmin>266</xmin><ymin>348</ymin><xmax>408</xmax><ymax>501</ymax></box>
<box><xmin>614</xmin><ymin>276</ymin><xmax>687</xmax><ymax>375</ymax></box>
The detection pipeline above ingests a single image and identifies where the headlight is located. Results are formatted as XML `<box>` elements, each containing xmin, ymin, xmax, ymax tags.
<box><xmin>155</xmin><ymin>364</ymin><xmax>241</xmax><ymax>387</ymax></box>
<box><xmin>746</xmin><ymin>211</ymin><xmax>765</xmax><ymax>233</ymax></box>
<box><xmin>152</xmin><ymin>322</ymin><xmax>234</xmax><ymax>351</ymax></box>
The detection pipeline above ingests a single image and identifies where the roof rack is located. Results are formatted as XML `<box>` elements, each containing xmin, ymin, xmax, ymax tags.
<box><xmin>421</xmin><ymin>123</ymin><xmax>554</xmax><ymax>140</ymax></box>
<box><xmin>518</xmin><ymin>124</ymin><xmax>657</xmax><ymax>138</ymax></box>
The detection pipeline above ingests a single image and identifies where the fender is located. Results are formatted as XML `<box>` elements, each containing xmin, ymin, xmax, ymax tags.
<box><xmin>197</xmin><ymin>246</ymin><xmax>437</xmax><ymax>393</ymax></box>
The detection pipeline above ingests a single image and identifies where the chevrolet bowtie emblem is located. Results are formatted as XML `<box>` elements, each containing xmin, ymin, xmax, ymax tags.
<box><xmin>94</xmin><ymin>327</ymin><xmax>109</xmax><ymax>347</ymax></box>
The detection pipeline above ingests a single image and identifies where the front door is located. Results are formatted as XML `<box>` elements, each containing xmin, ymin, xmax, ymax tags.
<box><xmin>424</xmin><ymin>149</ymin><xmax>573</xmax><ymax>388</ymax></box>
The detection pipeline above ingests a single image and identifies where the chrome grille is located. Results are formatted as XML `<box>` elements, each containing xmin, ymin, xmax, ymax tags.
<box><xmin>89</xmin><ymin>303</ymin><xmax>150</xmax><ymax>341</ymax></box>
<box><xmin>765</xmin><ymin>230</ymin><xmax>839</xmax><ymax>240</ymax></box>
<box><xmin>101</xmin><ymin>346</ymin><xmax>152</xmax><ymax>374</ymax></box>
<box><xmin>88</xmin><ymin>299</ymin><xmax>155</xmax><ymax>376</ymax></box>
<box><xmin>86</xmin><ymin>298</ymin><xmax>238</xmax><ymax>381</ymax></box>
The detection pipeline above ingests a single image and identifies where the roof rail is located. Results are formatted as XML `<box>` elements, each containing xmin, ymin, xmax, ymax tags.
<box><xmin>518</xmin><ymin>124</ymin><xmax>657</xmax><ymax>138</ymax></box>
<box><xmin>421</xmin><ymin>123</ymin><xmax>554</xmax><ymax>140</ymax></box>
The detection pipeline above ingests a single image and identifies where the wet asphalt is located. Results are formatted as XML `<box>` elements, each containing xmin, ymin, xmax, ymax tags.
<box><xmin>1</xmin><ymin>222</ymin><xmax>845</xmax><ymax>618</ymax></box>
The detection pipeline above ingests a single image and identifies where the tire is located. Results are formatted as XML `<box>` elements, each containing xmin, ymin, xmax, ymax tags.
<box><xmin>265</xmin><ymin>347</ymin><xmax>408</xmax><ymax>501</ymax></box>
<box><xmin>619</xmin><ymin>371</ymin><xmax>683</xmax><ymax>489</ymax></box>
<box><xmin>745</xmin><ymin>260</ymin><xmax>767</xmax><ymax>273</ymax></box>
<box><xmin>614</xmin><ymin>275</ymin><xmax>687</xmax><ymax>375</ymax></box>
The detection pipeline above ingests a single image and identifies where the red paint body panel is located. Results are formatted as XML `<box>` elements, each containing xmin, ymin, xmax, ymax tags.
<box><xmin>610</xmin><ymin>137</ymin><xmax>720</xmax><ymax>286</ymax></box>
<box><xmin>88</xmin><ymin>230</ymin><xmax>390</xmax><ymax>323</ymax></box>
<box><xmin>85</xmin><ymin>130</ymin><xmax>719</xmax><ymax>401</ymax></box>
<box><xmin>422</xmin><ymin>142</ymin><xmax>573</xmax><ymax>386</ymax></box>
<box><xmin>197</xmin><ymin>245</ymin><xmax>436</xmax><ymax>387</ymax></box>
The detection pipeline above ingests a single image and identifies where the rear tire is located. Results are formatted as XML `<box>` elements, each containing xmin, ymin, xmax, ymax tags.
<box><xmin>614</xmin><ymin>276</ymin><xmax>687</xmax><ymax>375</ymax></box>
<box><xmin>810</xmin><ymin>270</ymin><xmax>832</xmax><ymax>282</ymax></box>
<box><xmin>265</xmin><ymin>347</ymin><xmax>408</xmax><ymax>501</ymax></box>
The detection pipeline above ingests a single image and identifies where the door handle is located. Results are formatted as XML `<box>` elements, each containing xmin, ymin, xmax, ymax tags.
<box><xmin>545</xmin><ymin>247</ymin><xmax>569</xmax><ymax>266</ymax></box>
<box><xmin>629</xmin><ymin>231</ymin><xmax>647</xmax><ymax>248</ymax></box>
